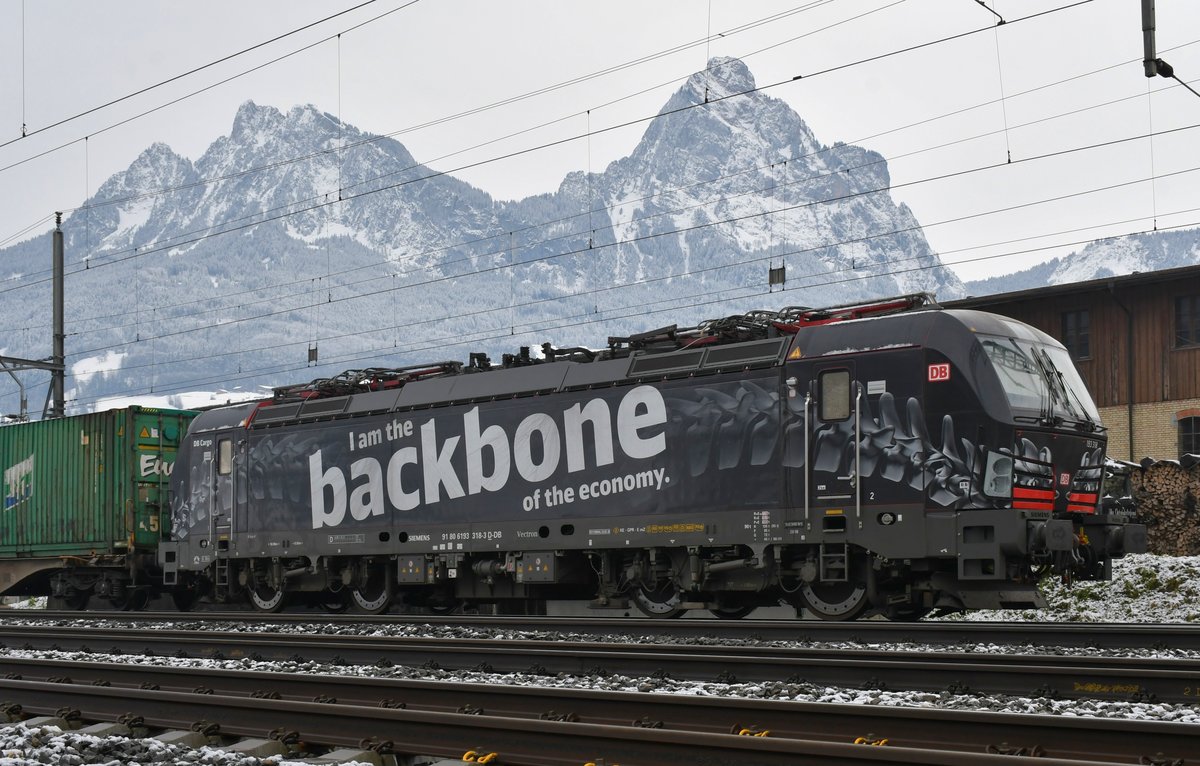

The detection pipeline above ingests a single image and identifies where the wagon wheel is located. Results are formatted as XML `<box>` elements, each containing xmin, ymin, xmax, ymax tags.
<box><xmin>49</xmin><ymin>589</ymin><xmax>91</xmax><ymax>611</ymax></box>
<box><xmin>112</xmin><ymin>588</ymin><xmax>151</xmax><ymax>612</ymax></box>
<box><xmin>799</xmin><ymin>579</ymin><xmax>870</xmax><ymax>621</ymax></box>
<box><xmin>350</xmin><ymin>566</ymin><xmax>393</xmax><ymax>614</ymax></box>
<box><xmin>632</xmin><ymin>581</ymin><xmax>687</xmax><ymax>619</ymax></box>
<box><xmin>248</xmin><ymin>581</ymin><xmax>287</xmax><ymax>613</ymax></box>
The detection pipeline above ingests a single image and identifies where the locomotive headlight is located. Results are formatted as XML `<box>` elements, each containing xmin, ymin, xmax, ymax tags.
<box><xmin>983</xmin><ymin>452</ymin><xmax>1013</xmax><ymax>499</ymax></box>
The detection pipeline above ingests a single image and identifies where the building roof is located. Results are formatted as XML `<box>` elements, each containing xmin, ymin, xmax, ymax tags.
<box><xmin>945</xmin><ymin>263</ymin><xmax>1200</xmax><ymax>309</ymax></box>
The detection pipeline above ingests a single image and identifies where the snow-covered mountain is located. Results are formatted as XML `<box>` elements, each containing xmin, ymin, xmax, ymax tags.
<box><xmin>963</xmin><ymin>228</ymin><xmax>1200</xmax><ymax>296</ymax></box>
<box><xmin>0</xmin><ymin>57</ymin><xmax>965</xmax><ymax>413</ymax></box>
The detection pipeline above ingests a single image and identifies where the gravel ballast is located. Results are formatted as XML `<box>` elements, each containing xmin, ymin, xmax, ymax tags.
<box><xmin>0</xmin><ymin>553</ymin><xmax>1197</xmax><ymax>764</ymax></box>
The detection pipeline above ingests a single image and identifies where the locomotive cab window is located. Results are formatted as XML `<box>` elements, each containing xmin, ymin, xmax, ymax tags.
<box><xmin>217</xmin><ymin>438</ymin><xmax>233</xmax><ymax>476</ymax></box>
<box><xmin>819</xmin><ymin>370</ymin><xmax>851</xmax><ymax>421</ymax></box>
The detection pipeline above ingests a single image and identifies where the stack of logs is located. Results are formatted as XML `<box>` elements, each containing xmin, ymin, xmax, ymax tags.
<box><xmin>1124</xmin><ymin>458</ymin><xmax>1200</xmax><ymax>555</ymax></box>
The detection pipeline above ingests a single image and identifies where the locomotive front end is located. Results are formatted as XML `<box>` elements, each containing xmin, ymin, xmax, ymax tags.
<box><xmin>964</xmin><ymin>320</ymin><xmax>1147</xmax><ymax>582</ymax></box>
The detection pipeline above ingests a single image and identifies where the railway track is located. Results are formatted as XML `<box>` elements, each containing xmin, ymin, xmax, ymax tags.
<box><xmin>0</xmin><ymin>656</ymin><xmax>1191</xmax><ymax>765</ymax></box>
<box><xmin>7</xmin><ymin>609</ymin><xmax>1200</xmax><ymax>651</ymax></box>
<box><xmin>0</xmin><ymin>622</ymin><xmax>1196</xmax><ymax>704</ymax></box>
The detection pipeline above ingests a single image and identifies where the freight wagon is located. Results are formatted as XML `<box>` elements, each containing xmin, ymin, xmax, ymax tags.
<box><xmin>0</xmin><ymin>406</ymin><xmax>196</xmax><ymax>609</ymax></box>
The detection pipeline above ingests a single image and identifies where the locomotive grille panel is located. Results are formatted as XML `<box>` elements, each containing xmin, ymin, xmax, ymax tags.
<box><xmin>253</xmin><ymin>403</ymin><xmax>302</xmax><ymax>424</ymax></box>
<box><xmin>702</xmin><ymin>338</ymin><xmax>787</xmax><ymax>367</ymax></box>
<box><xmin>448</xmin><ymin>365</ymin><xmax>570</xmax><ymax>401</ymax></box>
<box><xmin>393</xmin><ymin>379</ymin><xmax>456</xmax><ymax>409</ymax></box>
<box><xmin>628</xmin><ymin>350</ymin><xmax>704</xmax><ymax>375</ymax></box>
<box><xmin>299</xmin><ymin>397</ymin><xmax>350</xmax><ymax>417</ymax></box>
<box><xmin>344</xmin><ymin>390</ymin><xmax>403</xmax><ymax>415</ymax></box>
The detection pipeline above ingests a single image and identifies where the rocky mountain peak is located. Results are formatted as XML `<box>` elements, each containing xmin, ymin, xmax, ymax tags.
<box><xmin>231</xmin><ymin>100</ymin><xmax>285</xmax><ymax>140</ymax></box>
<box><xmin>0</xmin><ymin>56</ymin><xmax>969</xmax><ymax>412</ymax></box>
<box><xmin>682</xmin><ymin>56</ymin><xmax>758</xmax><ymax>99</ymax></box>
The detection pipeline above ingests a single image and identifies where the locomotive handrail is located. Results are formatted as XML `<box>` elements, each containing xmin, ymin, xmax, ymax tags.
<box><xmin>854</xmin><ymin>382</ymin><xmax>862</xmax><ymax>529</ymax></box>
<box><xmin>803</xmin><ymin>388</ymin><xmax>811</xmax><ymax>532</ymax></box>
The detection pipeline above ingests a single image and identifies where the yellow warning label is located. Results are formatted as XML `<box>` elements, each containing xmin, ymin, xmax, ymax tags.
<box><xmin>140</xmin><ymin>427</ymin><xmax>150</xmax><ymax>438</ymax></box>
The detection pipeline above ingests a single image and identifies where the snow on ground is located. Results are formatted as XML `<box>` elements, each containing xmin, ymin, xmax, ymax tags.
<box><xmin>69</xmin><ymin>351</ymin><xmax>127</xmax><ymax>387</ymax></box>
<box><xmin>945</xmin><ymin>553</ymin><xmax>1200</xmax><ymax>623</ymax></box>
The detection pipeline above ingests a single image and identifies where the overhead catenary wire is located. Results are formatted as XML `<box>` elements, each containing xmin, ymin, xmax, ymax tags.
<box><xmin>0</xmin><ymin>0</ymin><xmax>1110</xmax><ymax>300</ymax></box>
<box><xmin>0</xmin><ymin>0</ymin><xmax>879</xmax><ymax>290</ymax></box>
<box><xmin>11</xmin><ymin>25</ymin><xmax>1190</xmax><ymax>270</ymax></box>
<box><xmin>2</xmin><ymin>0</ymin><xmax>1089</xmax><ymax>278</ymax></box>
<box><xmin>60</xmin><ymin>193</ymin><xmax>1200</xmax><ymax>383</ymax></box>
<box><xmin>0</xmin><ymin>213</ymin><xmax>54</xmax><ymax>249</ymax></box>
<box><xmin>58</xmin><ymin>127</ymin><xmax>1200</xmax><ymax>364</ymax></box>
<box><xmin>4</xmin><ymin>0</ymin><xmax>1190</xmax><ymax>410</ymax></box>
<box><xmin>0</xmin><ymin>0</ymin><xmax>423</xmax><ymax>178</ymax></box>
<box><xmin>0</xmin><ymin>0</ymin><xmax>390</xmax><ymax>149</ymax></box>
<box><xmin>54</xmin><ymin>213</ymin><xmax>1200</xmax><ymax>411</ymax></box>
<box><xmin>40</xmin><ymin>77</ymin><xmax>1200</xmax><ymax>343</ymax></box>
<box><xmin>0</xmin><ymin>0</ymin><xmax>832</xmax><ymax>183</ymax></box>
<box><xmin>11</xmin><ymin>29</ymin><xmax>1192</xmax><ymax>317</ymax></box>
<box><xmin>25</xmin><ymin>0</ymin><xmax>885</xmax><ymax>262</ymax></box>
<box><xmin>9</xmin><ymin>89</ymin><xmax>1200</xmax><ymax>371</ymax></box>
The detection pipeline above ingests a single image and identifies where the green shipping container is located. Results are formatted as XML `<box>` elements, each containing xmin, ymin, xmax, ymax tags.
<box><xmin>0</xmin><ymin>406</ymin><xmax>196</xmax><ymax>598</ymax></box>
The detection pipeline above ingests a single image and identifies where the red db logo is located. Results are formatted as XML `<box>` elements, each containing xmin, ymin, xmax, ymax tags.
<box><xmin>927</xmin><ymin>363</ymin><xmax>951</xmax><ymax>382</ymax></box>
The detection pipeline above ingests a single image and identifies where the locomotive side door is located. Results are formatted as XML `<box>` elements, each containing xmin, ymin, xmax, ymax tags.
<box><xmin>808</xmin><ymin>363</ymin><xmax>859</xmax><ymax>521</ymax></box>
<box><xmin>209</xmin><ymin>431</ymin><xmax>236</xmax><ymax>548</ymax></box>
<box><xmin>785</xmin><ymin>361</ymin><xmax>861</xmax><ymax>529</ymax></box>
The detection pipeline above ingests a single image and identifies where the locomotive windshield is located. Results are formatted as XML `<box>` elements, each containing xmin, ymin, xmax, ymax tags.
<box><xmin>978</xmin><ymin>335</ymin><xmax>1101</xmax><ymax>426</ymax></box>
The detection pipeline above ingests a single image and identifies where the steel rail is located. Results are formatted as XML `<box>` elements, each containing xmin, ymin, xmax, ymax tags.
<box><xmin>5</xmin><ymin>610</ymin><xmax>1196</xmax><ymax>651</ymax></box>
<box><xmin>0</xmin><ymin>624</ymin><xmax>1196</xmax><ymax>704</ymax></box>
<box><xmin>0</xmin><ymin>669</ymin><xmax>1173</xmax><ymax>766</ymax></box>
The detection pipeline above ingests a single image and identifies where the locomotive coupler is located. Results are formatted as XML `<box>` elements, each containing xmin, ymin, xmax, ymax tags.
<box><xmin>1036</xmin><ymin>519</ymin><xmax>1076</xmax><ymax>552</ymax></box>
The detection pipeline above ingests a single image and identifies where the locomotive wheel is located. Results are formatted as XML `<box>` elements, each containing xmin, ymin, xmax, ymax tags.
<box><xmin>351</xmin><ymin>568</ymin><xmax>393</xmax><ymax>614</ymax></box>
<box><xmin>320</xmin><ymin>590</ymin><xmax>350</xmax><ymax>614</ymax></box>
<box><xmin>884</xmin><ymin>603</ymin><xmax>932</xmax><ymax>622</ymax></box>
<box><xmin>427</xmin><ymin>600</ymin><xmax>464</xmax><ymax>615</ymax></box>
<box><xmin>171</xmin><ymin>583</ymin><xmax>200</xmax><ymax>612</ymax></box>
<box><xmin>632</xmin><ymin>582</ymin><xmax>686</xmax><ymax>619</ymax></box>
<box><xmin>709</xmin><ymin>604</ymin><xmax>756</xmax><ymax>620</ymax></box>
<box><xmin>249</xmin><ymin>582</ymin><xmax>287</xmax><ymax>613</ymax></box>
<box><xmin>800</xmin><ymin>579</ymin><xmax>870</xmax><ymax>621</ymax></box>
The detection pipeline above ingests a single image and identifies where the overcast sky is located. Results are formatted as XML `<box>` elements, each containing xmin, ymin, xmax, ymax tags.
<box><xmin>1</xmin><ymin>0</ymin><xmax>1199</xmax><ymax>282</ymax></box>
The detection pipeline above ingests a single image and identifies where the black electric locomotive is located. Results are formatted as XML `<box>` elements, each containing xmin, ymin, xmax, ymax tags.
<box><xmin>160</xmin><ymin>294</ymin><xmax>1145</xmax><ymax>619</ymax></box>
